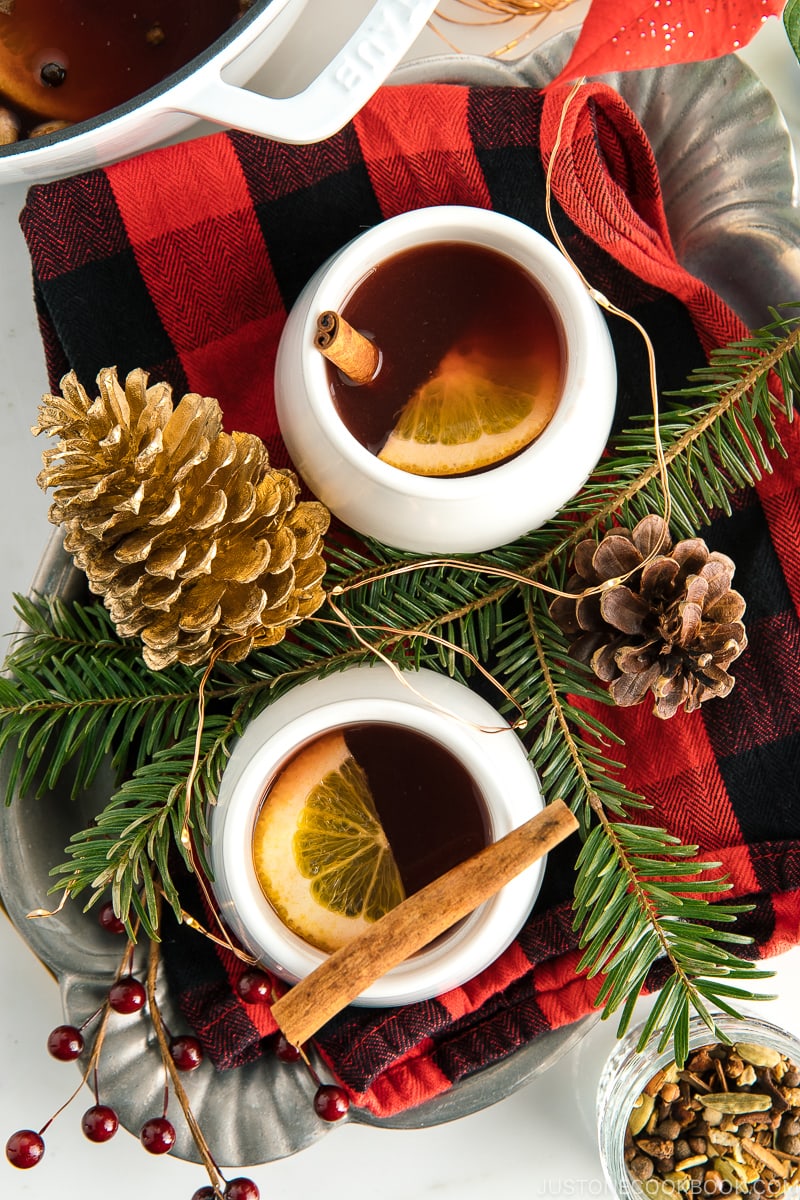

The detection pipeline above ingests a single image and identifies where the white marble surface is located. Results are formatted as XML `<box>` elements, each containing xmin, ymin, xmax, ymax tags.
<box><xmin>2</xmin><ymin>4</ymin><xmax>800</xmax><ymax>1198</ymax></box>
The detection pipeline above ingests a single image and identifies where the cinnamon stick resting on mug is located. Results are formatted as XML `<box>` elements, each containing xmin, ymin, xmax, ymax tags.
<box><xmin>270</xmin><ymin>798</ymin><xmax>578</xmax><ymax>1048</ymax></box>
<box><xmin>314</xmin><ymin>310</ymin><xmax>380</xmax><ymax>384</ymax></box>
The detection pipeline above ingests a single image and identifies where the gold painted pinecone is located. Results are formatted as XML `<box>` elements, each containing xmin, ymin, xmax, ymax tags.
<box><xmin>34</xmin><ymin>368</ymin><xmax>330</xmax><ymax>669</ymax></box>
<box><xmin>549</xmin><ymin>515</ymin><xmax>747</xmax><ymax>719</ymax></box>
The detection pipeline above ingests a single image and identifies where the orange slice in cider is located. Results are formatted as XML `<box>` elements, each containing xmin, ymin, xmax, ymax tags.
<box><xmin>252</xmin><ymin>732</ymin><xmax>406</xmax><ymax>953</ymax></box>
<box><xmin>377</xmin><ymin>347</ymin><xmax>560</xmax><ymax>477</ymax></box>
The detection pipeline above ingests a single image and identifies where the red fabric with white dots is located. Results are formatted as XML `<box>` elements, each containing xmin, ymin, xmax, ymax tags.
<box><xmin>551</xmin><ymin>0</ymin><xmax>784</xmax><ymax>85</ymax></box>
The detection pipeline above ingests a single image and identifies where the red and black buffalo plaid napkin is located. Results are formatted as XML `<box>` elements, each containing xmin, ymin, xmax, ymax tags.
<box><xmin>19</xmin><ymin>81</ymin><xmax>800</xmax><ymax>1119</ymax></box>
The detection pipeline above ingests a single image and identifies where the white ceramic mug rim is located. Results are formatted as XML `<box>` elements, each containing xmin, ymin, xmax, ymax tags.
<box><xmin>210</xmin><ymin>665</ymin><xmax>546</xmax><ymax>1005</ymax></box>
<box><xmin>297</xmin><ymin>205</ymin><xmax>604</xmax><ymax>498</ymax></box>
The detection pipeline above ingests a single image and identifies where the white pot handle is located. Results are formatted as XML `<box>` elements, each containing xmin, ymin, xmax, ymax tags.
<box><xmin>176</xmin><ymin>0</ymin><xmax>440</xmax><ymax>144</ymax></box>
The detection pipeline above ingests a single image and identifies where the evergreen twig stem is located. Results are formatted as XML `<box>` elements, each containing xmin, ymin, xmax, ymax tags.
<box><xmin>146</xmin><ymin>909</ymin><xmax>226</xmax><ymax>1193</ymax></box>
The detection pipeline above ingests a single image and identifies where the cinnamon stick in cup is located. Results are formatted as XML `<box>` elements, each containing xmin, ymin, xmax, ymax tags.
<box><xmin>314</xmin><ymin>310</ymin><xmax>380</xmax><ymax>384</ymax></box>
<box><xmin>270</xmin><ymin>798</ymin><xmax>578</xmax><ymax>1048</ymax></box>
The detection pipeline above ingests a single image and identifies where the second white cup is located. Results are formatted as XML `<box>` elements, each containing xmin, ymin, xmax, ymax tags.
<box><xmin>275</xmin><ymin>205</ymin><xmax>617</xmax><ymax>554</ymax></box>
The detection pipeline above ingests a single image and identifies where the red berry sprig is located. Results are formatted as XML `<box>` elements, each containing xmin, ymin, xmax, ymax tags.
<box><xmin>274</xmin><ymin>1029</ymin><xmax>352</xmax><ymax>1125</ymax></box>
<box><xmin>236</xmin><ymin>974</ymin><xmax>352</xmax><ymax>1123</ymax></box>
<box><xmin>226</xmin><ymin>1179</ymin><xmax>261</xmax><ymax>1200</ymax></box>
<box><xmin>274</xmin><ymin>1033</ymin><xmax>302</xmax><ymax>1063</ymax></box>
<box><xmin>5</xmin><ymin>1129</ymin><xmax>45</xmax><ymax>1170</ymax></box>
<box><xmin>46</xmin><ymin>1023</ymin><xmax>85</xmax><ymax>1061</ymax></box>
<box><xmin>6</xmin><ymin>892</ymin><xmax>355</xmax><ymax>1195</ymax></box>
<box><xmin>312</xmin><ymin>1083</ymin><xmax>351</xmax><ymax>1123</ymax></box>
<box><xmin>81</xmin><ymin>1104</ymin><xmax>119</xmax><ymax>1143</ymax></box>
<box><xmin>108</xmin><ymin>974</ymin><xmax>147</xmax><ymax>1014</ymax></box>
<box><xmin>140</xmin><ymin>1115</ymin><xmax>176</xmax><ymax>1155</ymax></box>
<box><xmin>169</xmin><ymin>1034</ymin><xmax>205</xmax><ymax>1072</ymax></box>
<box><xmin>191</xmin><ymin>1180</ymin><xmax>260</xmax><ymax>1200</ymax></box>
<box><xmin>4</xmin><ymin>932</ymin><xmax>147</xmax><ymax>1171</ymax></box>
<box><xmin>235</xmin><ymin>969</ymin><xmax>272</xmax><ymax>1004</ymax></box>
<box><xmin>97</xmin><ymin>900</ymin><xmax>126</xmax><ymax>936</ymax></box>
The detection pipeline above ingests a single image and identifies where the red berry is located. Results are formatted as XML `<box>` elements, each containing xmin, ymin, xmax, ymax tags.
<box><xmin>235</xmin><ymin>970</ymin><xmax>271</xmax><ymax>1004</ymax></box>
<box><xmin>191</xmin><ymin>1188</ymin><xmax>218</xmax><ymax>1200</ymax></box>
<box><xmin>98</xmin><ymin>901</ymin><xmax>126</xmax><ymax>935</ymax></box>
<box><xmin>47</xmin><ymin>1023</ymin><xmax>84</xmax><ymax>1061</ymax></box>
<box><xmin>226</xmin><ymin>1179</ymin><xmax>260</xmax><ymax>1200</ymax></box>
<box><xmin>313</xmin><ymin>1083</ymin><xmax>350</xmax><ymax>1122</ymax></box>
<box><xmin>274</xmin><ymin>1033</ymin><xmax>301</xmax><ymax>1063</ymax></box>
<box><xmin>140</xmin><ymin>1116</ymin><xmax>176</xmax><ymax>1155</ymax></box>
<box><xmin>169</xmin><ymin>1034</ymin><xmax>204</xmax><ymax>1072</ymax></box>
<box><xmin>5</xmin><ymin>1129</ymin><xmax>45</xmax><ymax>1169</ymax></box>
<box><xmin>81</xmin><ymin>1104</ymin><xmax>119</xmax><ymax>1143</ymax></box>
<box><xmin>108</xmin><ymin>975</ymin><xmax>146</xmax><ymax>1014</ymax></box>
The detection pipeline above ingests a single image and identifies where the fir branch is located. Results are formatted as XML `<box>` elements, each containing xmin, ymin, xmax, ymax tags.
<box><xmin>323</xmin><ymin>309</ymin><xmax>800</xmax><ymax>635</ymax></box>
<box><xmin>48</xmin><ymin>714</ymin><xmax>239</xmax><ymax>939</ymax></box>
<box><xmin>574</xmin><ymin>809</ymin><xmax>773</xmax><ymax>1063</ymax></box>
<box><xmin>500</xmin><ymin>596</ymin><xmax>649</xmax><ymax>826</ymax></box>
<box><xmin>0</xmin><ymin>593</ymin><xmax>223</xmax><ymax>799</ymax></box>
<box><xmin>508</xmin><ymin>593</ymin><xmax>772</xmax><ymax>1062</ymax></box>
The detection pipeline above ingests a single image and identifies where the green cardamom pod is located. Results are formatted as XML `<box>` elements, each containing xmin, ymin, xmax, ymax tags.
<box><xmin>699</xmin><ymin>1093</ymin><xmax>772</xmax><ymax>1114</ymax></box>
<box><xmin>734</xmin><ymin>1042</ymin><xmax>782</xmax><ymax>1069</ymax></box>
<box><xmin>628</xmin><ymin>1092</ymin><xmax>655</xmax><ymax>1136</ymax></box>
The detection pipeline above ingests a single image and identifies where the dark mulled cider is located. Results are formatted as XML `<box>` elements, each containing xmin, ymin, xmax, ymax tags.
<box><xmin>0</xmin><ymin>0</ymin><xmax>243</xmax><ymax>141</ymax></box>
<box><xmin>252</xmin><ymin>721</ymin><xmax>489</xmax><ymax>952</ymax></box>
<box><xmin>341</xmin><ymin>723</ymin><xmax>487</xmax><ymax>895</ymax></box>
<box><xmin>326</xmin><ymin>241</ymin><xmax>565</xmax><ymax>477</ymax></box>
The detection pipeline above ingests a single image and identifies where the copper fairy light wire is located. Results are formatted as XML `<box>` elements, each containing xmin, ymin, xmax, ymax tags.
<box><xmin>429</xmin><ymin>0</ymin><xmax>580</xmax><ymax>57</ymax></box>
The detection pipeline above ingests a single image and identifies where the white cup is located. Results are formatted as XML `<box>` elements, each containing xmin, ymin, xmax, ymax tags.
<box><xmin>275</xmin><ymin>205</ymin><xmax>617</xmax><ymax>555</ymax></box>
<box><xmin>209</xmin><ymin>664</ymin><xmax>546</xmax><ymax>1007</ymax></box>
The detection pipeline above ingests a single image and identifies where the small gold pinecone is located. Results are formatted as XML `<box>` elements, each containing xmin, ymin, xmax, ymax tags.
<box><xmin>34</xmin><ymin>368</ymin><xmax>330</xmax><ymax>669</ymax></box>
<box><xmin>549</xmin><ymin>515</ymin><xmax>747</xmax><ymax>719</ymax></box>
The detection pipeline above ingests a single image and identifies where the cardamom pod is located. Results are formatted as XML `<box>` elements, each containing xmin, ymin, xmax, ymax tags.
<box><xmin>629</xmin><ymin>1092</ymin><xmax>656</xmax><ymax>1136</ymax></box>
<box><xmin>698</xmin><ymin>1093</ymin><xmax>772</xmax><ymax>1114</ymax></box>
<box><xmin>645</xmin><ymin>1182</ymin><xmax>684</xmax><ymax>1200</ymax></box>
<box><xmin>734</xmin><ymin>1043</ymin><xmax>782</xmax><ymax>1070</ymax></box>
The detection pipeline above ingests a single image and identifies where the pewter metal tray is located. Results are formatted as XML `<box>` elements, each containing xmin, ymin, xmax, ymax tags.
<box><xmin>1</xmin><ymin>28</ymin><xmax>799</xmax><ymax>1168</ymax></box>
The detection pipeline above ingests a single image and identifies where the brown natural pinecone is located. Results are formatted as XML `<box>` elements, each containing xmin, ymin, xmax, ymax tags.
<box><xmin>549</xmin><ymin>515</ymin><xmax>747</xmax><ymax>719</ymax></box>
<box><xmin>34</xmin><ymin>368</ymin><xmax>330</xmax><ymax>669</ymax></box>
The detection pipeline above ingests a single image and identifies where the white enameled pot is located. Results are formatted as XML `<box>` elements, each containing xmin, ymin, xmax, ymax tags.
<box><xmin>0</xmin><ymin>0</ymin><xmax>438</xmax><ymax>186</ymax></box>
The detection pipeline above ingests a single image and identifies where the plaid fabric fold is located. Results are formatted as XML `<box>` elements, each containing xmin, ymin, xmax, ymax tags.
<box><xmin>19</xmin><ymin>81</ymin><xmax>800</xmax><ymax>1119</ymax></box>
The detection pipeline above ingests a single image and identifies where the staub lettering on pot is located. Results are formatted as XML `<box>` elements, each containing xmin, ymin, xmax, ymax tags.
<box><xmin>333</xmin><ymin>0</ymin><xmax>431</xmax><ymax>91</ymax></box>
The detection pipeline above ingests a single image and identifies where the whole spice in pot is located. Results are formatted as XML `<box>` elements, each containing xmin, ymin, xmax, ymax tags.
<box><xmin>0</xmin><ymin>0</ymin><xmax>245</xmax><ymax>144</ymax></box>
<box><xmin>625</xmin><ymin>1042</ymin><xmax>800</xmax><ymax>1197</ymax></box>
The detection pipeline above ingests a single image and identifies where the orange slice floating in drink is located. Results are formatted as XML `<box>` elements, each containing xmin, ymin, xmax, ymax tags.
<box><xmin>377</xmin><ymin>348</ymin><xmax>559</xmax><ymax>477</ymax></box>
<box><xmin>253</xmin><ymin>731</ymin><xmax>405</xmax><ymax>953</ymax></box>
